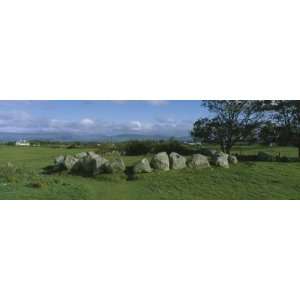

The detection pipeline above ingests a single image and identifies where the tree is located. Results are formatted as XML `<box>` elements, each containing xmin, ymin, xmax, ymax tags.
<box><xmin>191</xmin><ymin>101</ymin><xmax>263</xmax><ymax>154</ymax></box>
<box><xmin>259</xmin><ymin>121</ymin><xmax>279</xmax><ymax>145</ymax></box>
<box><xmin>268</xmin><ymin>100</ymin><xmax>300</xmax><ymax>157</ymax></box>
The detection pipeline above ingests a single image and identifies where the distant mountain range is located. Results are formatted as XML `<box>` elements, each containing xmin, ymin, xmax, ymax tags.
<box><xmin>0</xmin><ymin>132</ymin><xmax>191</xmax><ymax>142</ymax></box>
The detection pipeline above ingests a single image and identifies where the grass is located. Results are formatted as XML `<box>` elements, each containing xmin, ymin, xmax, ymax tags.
<box><xmin>0</xmin><ymin>144</ymin><xmax>300</xmax><ymax>199</ymax></box>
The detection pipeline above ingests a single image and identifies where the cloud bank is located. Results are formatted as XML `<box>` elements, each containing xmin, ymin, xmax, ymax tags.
<box><xmin>0</xmin><ymin>110</ymin><xmax>193</xmax><ymax>137</ymax></box>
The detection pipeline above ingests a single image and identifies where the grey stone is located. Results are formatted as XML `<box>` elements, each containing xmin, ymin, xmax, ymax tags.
<box><xmin>228</xmin><ymin>155</ymin><xmax>238</xmax><ymax>164</ymax></box>
<box><xmin>54</xmin><ymin>155</ymin><xmax>65</xmax><ymax>166</ymax></box>
<box><xmin>64</xmin><ymin>155</ymin><xmax>80</xmax><ymax>171</ymax></box>
<box><xmin>87</xmin><ymin>151</ymin><xmax>100</xmax><ymax>159</ymax></box>
<box><xmin>80</xmin><ymin>154</ymin><xmax>108</xmax><ymax>176</ymax></box>
<box><xmin>133</xmin><ymin>158</ymin><xmax>152</xmax><ymax>174</ymax></box>
<box><xmin>111</xmin><ymin>150</ymin><xmax>121</xmax><ymax>157</ymax></box>
<box><xmin>187</xmin><ymin>154</ymin><xmax>210</xmax><ymax>169</ymax></box>
<box><xmin>104</xmin><ymin>158</ymin><xmax>126</xmax><ymax>173</ymax></box>
<box><xmin>75</xmin><ymin>152</ymin><xmax>88</xmax><ymax>159</ymax></box>
<box><xmin>150</xmin><ymin>152</ymin><xmax>170</xmax><ymax>171</ymax></box>
<box><xmin>212</xmin><ymin>152</ymin><xmax>229</xmax><ymax>168</ymax></box>
<box><xmin>169</xmin><ymin>152</ymin><xmax>186</xmax><ymax>170</ymax></box>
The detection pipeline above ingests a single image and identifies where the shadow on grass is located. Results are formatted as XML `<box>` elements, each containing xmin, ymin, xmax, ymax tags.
<box><xmin>125</xmin><ymin>166</ymin><xmax>139</xmax><ymax>181</ymax></box>
<box><xmin>42</xmin><ymin>164</ymin><xmax>139</xmax><ymax>182</ymax></box>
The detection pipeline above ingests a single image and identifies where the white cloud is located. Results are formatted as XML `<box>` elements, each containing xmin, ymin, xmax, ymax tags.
<box><xmin>80</xmin><ymin>118</ymin><xmax>95</xmax><ymax>127</ymax></box>
<box><xmin>0</xmin><ymin>110</ymin><xmax>193</xmax><ymax>136</ymax></box>
<box><xmin>146</xmin><ymin>100</ymin><xmax>169</xmax><ymax>106</ymax></box>
<box><xmin>129</xmin><ymin>121</ymin><xmax>142</xmax><ymax>131</ymax></box>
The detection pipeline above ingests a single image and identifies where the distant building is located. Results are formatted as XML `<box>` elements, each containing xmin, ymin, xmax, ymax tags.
<box><xmin>16</xmin><ymin>140</ymin><xmax>30</xmax><ymax>146</ymax></box>
<box><xmin>184</xmin><ymin>141</ymin><xmax>202</xmax><ymax>146</ymax></box>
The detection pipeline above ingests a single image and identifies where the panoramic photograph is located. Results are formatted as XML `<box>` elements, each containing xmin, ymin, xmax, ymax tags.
<box><xmin>0</xmin><ymin>100</ymin><xmax>300</xmax><ymax>200</ymax></box>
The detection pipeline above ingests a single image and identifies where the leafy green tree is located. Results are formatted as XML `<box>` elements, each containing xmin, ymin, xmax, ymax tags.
<box><xmin>259</xmin><ymin>121</ymin><xmax>279</xmax><ymax>145</ymax></box>
<box><xmin>191</xmin><ymin>101</ymin><xmax>263</xmax><ymax>153</ymax></box>
<box><xmin>268</xmin><ymin>100</ymin><xmax>300</xmax><ymax>157</ymax></box>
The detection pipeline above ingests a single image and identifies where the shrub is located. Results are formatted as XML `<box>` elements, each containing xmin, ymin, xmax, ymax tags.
<box><xmin>0</xmin><ymin>162</ymin><xmax>20</xmax><ymax>183</ymax></box>
<box><xmin>257</xmin><ymin>151</ymin><xmax>275</xmax><ymax>162</ymax></box>
<box><xmin>152</xmin><ymin>140</ymin><xmax>190</xmax><ymax>155</ymax></box>
<box><xmin>120</xmin><ymin>140</ymin><xmax>154</xmax><ymax>156</ymax></box>
<box><xmin>119</xmin><ymin>139</ymin><xmax>196</xmax><ymax>156</ymax></box>
<box><xmin>96</xmin><ymin>143</ymin><xmax>117</xmax><ymax>155</ymax></box>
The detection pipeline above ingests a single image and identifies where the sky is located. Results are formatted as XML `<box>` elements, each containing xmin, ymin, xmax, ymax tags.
<box><xmin>0</xmin><ymin>100</ymin><xmax>209</xmax><ymax>137</ymax></box>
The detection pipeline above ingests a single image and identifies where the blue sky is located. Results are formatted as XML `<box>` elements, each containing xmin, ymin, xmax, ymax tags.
<box><xmin>0</xmin><ymin>100</ymin><xmax>208</xmax><ymax>136</ymax></box>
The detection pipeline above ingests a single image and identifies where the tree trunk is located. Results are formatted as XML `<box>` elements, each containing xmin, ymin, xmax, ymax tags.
<box><xmin>220</xmin><ymin>140</ymin><xmax>225</xmax><ymax>153</ymax></box>
<box><xmin>298</xmin><ymin>146</ymin><xmax>300</xmax><ymax>159</ymax></box>
<box><xmin>225</xmin><ymin>143</ymin><xmax>232</xmax><ymax>154</ymax></box>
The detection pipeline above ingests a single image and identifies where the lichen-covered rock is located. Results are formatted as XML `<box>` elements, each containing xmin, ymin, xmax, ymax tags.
<box><xmin>87</xmin><ymin>151</ymin><xmax>99</xmax><ymax>159</ymax></box>
<box><xmin>133</xmin><ymin>158</ymin><xmax>152</xmax><ymax>174</ymax></box>
<box><xmin>104</xmin><ymin>158</ymin><xmax>126</xmax><ymax>173</ymax></box>
<box><xmin>75</xmin><ymin>152</ymin><xmax>88</xmax><ymax>159</ymax></box>
<box><xmin>187</xmin><ymin>154</ymin><xmax>210</xmax><ymax>169</ymax></box>
<box><xmin>111</xmin><ymin>150</ymin><xmax>121</xmax><ymax>157</ymax></box>
<box><xmin>150</xmin><ymin>152</ymin><xmax>170</xmax><ymax>171</ymax></box>
<box><xmin>169</xmin><ymin>152</ymin><xmax>186</xmax><ymax>170</ymax></box>
<box><xmin>212</xmin><ymin>152</ymin><xmax>229</xmax><ymax>168</ymax></box>
<box><xmin>64</xmin><ymin>155</ymin><xmax>80</xmax><ymax>171</ymax></box>
<box><xmin>80</xmin><ymin>154</ymin><xmax>108</xmax><ymax>176</ymax></box>
<box><xmin>228</xmin><ymin>155</ymin><xmax>238</xmax><ymax>164</ymax></box>
<box><xmin>54</xmin><ymin>155</ymin><xmax>65</xmax><ymax>166</ymax></box>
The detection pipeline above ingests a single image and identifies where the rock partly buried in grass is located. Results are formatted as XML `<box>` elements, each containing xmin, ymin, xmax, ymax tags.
<box><xmin>150</xmin><ymin>152</ymin><xmax>170</xmax><ymax>171</ymax></box>
<box><xmin>53</xmin><ymin>152</ymin><xmax>109</xmax><ymax>176</ymax></box>
<box><xmin>54</xmin><ymin>155</ymin><xmax>65</xmax><ymax>166</ymax></box>
<box><xmin>111</xmin><ymin>150</ymin><xmax>121</xmax><ymax>157</ymax></box>
<box><xmin>64</xmin><ymin>155</ymin><xmax>80</xmax><ymax>171</ymax></box>
<box><xmin>133</xmin><ymin>158</ymin><xmax>152</xmax><ymax>174</ymax></box>
<box><xmin>212</xmin><ymin>152</ymin><xmax>229</xmax><ymax>168</ymax></box>
<box><xmin>169</xmin><ymin>152</ymin><xmax>186</xmax><ymax>170</ymax></box>
<box><xmin>80</xmin><ymin>154</ymin><xmax>108</xmax><ymax>176</ymax></box>
<box><xmin>87</xmin><ymin>151</ymin><xmax>99</xmax><ymax>159</ymax></box>
<box><xmin>104</xmin><ymin>158</ymin><xmax>126</xmax><ymax>173</ymax></box>
<box><xmin>228</xmin><ymin>155</ymin><xmax>238</xmax><ymax>165</ymax></box>
<box><xmin>187</xmin><ymin>154</ymin><xmax>210</xmax><ymax>169</ymax></box>
<box><xmin>75</xmin><ymin>152</ymin><xmax>88</xmax><ymax>159</ymax></box>
<box><xmin>257</xmin><ymin>151</ymin><xmax>274</xmax><ymax>162</ymax></box>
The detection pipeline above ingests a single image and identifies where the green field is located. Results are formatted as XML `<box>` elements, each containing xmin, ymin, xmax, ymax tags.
<box><xmin>0</xmin><ymin>145</ymin><xmax>300</xmax><ymax>200</ymax></box>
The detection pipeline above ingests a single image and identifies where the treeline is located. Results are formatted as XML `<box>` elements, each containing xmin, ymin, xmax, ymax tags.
<box><xmin>191</xmin><ymin>100</ymin><xmax>300</xmax><ymax>157</ymax></box>
<box><xmin>3</xmin><ymin>138</ymin><xmax>199</xmax><ymax>156</ymax></box>
<box><xmin>116</xmin><ymin>139</ymin><xmax>199</xmax><ymax>156</ymax></box>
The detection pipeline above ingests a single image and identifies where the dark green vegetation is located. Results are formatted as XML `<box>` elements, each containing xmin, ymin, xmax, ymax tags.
<box><xmin>0</xmin><ymin>144</ymin><xmax>300</xmax><ymax>200</ymax></box>
<box><xmin>191</xmin><ymin>100</ymin><xmax>300</xmax><ymax>157</ymax></box>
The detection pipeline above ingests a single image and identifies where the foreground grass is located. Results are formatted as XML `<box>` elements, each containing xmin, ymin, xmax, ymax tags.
<box><xmin>0</xmin><ymin>145</ymin><xmax>300</xmax><ymax>199</ymax></box>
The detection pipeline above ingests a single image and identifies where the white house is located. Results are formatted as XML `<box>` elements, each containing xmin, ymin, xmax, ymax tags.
<box><xmin>16</xmin><ymin>140</ymin><xmax>30</xmax><ymax>146</ymax></box>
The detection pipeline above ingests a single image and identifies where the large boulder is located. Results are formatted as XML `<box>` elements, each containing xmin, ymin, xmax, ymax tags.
<box><xmin>187</xmin><ymin>154</ymin><xmax>210</xmax><ymax>169</ymax></box>
<box><xmin>75</xmin><ymin>152</ymin><xmax>88</xmax><ymax>159</ymax></box>
<box><xmin>212</xmin><ymin>152</ymin><xmax>229</xmax><ymax>168</ymax></box>
<box><xmin>228</xmin><ymin>155</ymin><xmax>238</xmax><ymax>165</ymax></box>
<box><xmin>80</xmin><ymin>154</ymin><xmax>108</xmax><ymax>176</ymax></box>
<box><xmin>133</xmin><ymin>158</ymin><xmax>152</xmax><ymax>174</ymax></box>
<box><xmin>104</xmin><ymin>158</ymin><xmax>126</xmax><ymax>173</ymax></box>
<box><xmin>64</xmin><ymin>155</ymin><xmax>80</xmax><ymax>171</ymax></box>
<box><xmin>87</xmin><ymin>151</ymin><xmax>99</xmax><ymax>159</ymax></box>
<box><xmin>54</xmin><ymin>155</ymin><xmax>65</xmax><ymax>166</ymax></box>
<box><xmin>111</xmin><ymin>150</ymin><xmax>121</xmax><ymax>157</ymax></box>
<box><xmin>169</xmin><ymin>152</ymin><xmax>186</xmax><ymax>170</ymax></box>
<box><xmin>150</xmin><ymin>152</ymin><xmax>170</xmax><ymax>171</ymax></box>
